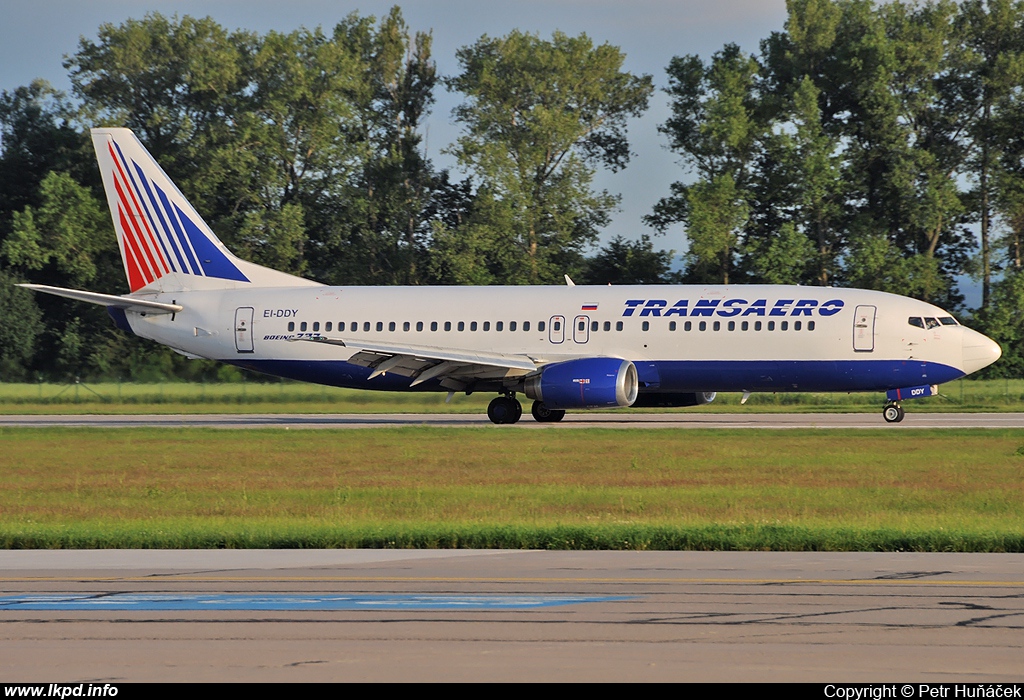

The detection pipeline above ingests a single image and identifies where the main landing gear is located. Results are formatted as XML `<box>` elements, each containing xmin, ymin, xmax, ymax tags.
<box><xmin>883</xmin><ymin>402</ymin><xmax>905</xmax><ymax>423</ymax></box>
<box><xmin>486</xmin><ymin>395</ymin><xmax>567</xmax><ymax>424</ymax></box>
<box><xmin>531</xmin><ymin>400</ymin><xmax>565</xmax><ymax>423</ymax></box>
<box><xmin>487</xmin><ymin>394</ymin><xmax>522</xmax><ymax>424</ymax></box>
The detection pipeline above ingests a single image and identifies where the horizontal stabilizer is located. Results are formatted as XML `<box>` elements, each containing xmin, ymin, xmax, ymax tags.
<box><xmin>18</xmin><ymin>284</ymin><xmax>182</xmax><ymax>314</ymax></box>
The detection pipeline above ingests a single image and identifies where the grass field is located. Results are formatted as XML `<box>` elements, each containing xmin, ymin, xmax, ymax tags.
<box><xmin>1</xmin><ymin>427</ymin><xmax>1022</xmax><ymax>551</ymax></box>
<box><xmin>2</xmin><ymin>378</ymin><xmax>1024</xmax><ymax>414</ymax></box>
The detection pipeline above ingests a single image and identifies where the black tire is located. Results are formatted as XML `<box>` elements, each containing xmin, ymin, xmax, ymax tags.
<box><xmin>883</xmin><ymin>404</ymin><xmax>904</xmax><ymax>423</ymax></box>
<box><xmin>488</xmin><ymin>396</ymin><xmax>520</xmax><ymax>424</ymax></box>
<box><xmin>531</xmin><ymin>400</ymin><xmax>566</xmax><ymax>423</ymax></box>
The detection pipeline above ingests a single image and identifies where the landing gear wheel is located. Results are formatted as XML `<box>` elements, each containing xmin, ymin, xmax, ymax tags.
<box><xmin>487</xmin><ymin>396</ymin><xmax>522</xmax><ymax>424</ymax></box>
<box><xmin>531</xmin><ymin>400</ymin><xmax>566</xmax><ymax>423</ymax></box>
<box><xmin>883</xmin><ymin>403</ymin><xmax>905</xmax><ymax>423</ymax></box>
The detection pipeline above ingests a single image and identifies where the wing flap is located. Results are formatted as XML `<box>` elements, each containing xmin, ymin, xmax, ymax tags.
<box><xmin>292</xmin><ymin>335</ymin><xmax>540</xmax><ymax>386</ymax></box>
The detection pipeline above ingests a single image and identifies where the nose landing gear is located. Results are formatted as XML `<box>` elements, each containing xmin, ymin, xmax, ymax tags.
<box><xmin>883</xmin><ymin>402</ymin><xmax>905</xmax><ymax>423</ymax></box>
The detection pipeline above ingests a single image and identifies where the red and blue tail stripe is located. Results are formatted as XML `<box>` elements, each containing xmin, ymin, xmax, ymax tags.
<box><xmin>106</xmin><ymin>136</ymin><xmax>248</xmax><ymax>291</ymax></box>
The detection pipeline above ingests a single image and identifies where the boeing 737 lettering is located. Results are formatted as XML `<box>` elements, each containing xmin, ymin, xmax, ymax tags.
<box><xmin>21</xmin><ymin>128</ymin><xmax>1003</xmax><ymax>424</ymax></box>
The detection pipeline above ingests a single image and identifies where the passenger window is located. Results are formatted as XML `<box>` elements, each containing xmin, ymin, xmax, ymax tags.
<box><xmin>768</xmin><ymin>321</ymin><xmax>775</xmax><ymax>331</ymax></box>
<box><xmin>403</xmin><ymin>321</ymin><xmax>410</xmax><ymax>331</ymax></box>
<box><xmin>483</xmin><ymin>321</ymin><xmax>490</xmax><ymax>331</ymax></box>
<box><xmin>741</xmin><ymin>321</ymin><xmax>748</xmax><ymax>331</ymax></box>
<box><xmin>325</xmin><ymin>322</ymin><xmax>332</xmax><ymax>332</ymax></box>
<box><xmin>363</xmin><ymin>322</ymin><xmax>371</xmax><ymax>332</ymax></box>
<box><xmin>781</xmin><ymin>321</ymin><xmax>788</xmax><ymax>331</ymax></box>
<box><xmin>388</xmin><ymin>321</ymin><xmax>396</xmax><ymax>331</ymax></box>
<box><xmin>431</xmin><ymin>321</ymin><xmax>438</xmax><ymax>331</ymax></box>
<box><xmin>510</xmin><ymin>321</ymin><xmax>517</xmax><ymax>331</ymax></box>
<box><xmin>669</xmin><ymin>321</ymin><xmax>676</xmax><ymax>331</ymax></box>
<box><xmin>288</xmin><ymin>322</ymin><xmax>295</xmax><ymax>331</ymax></box>
<box><xmin>444</xmin><ymin>321</ymin><xmax>451</xmax><ymax>331</ymax></box>
<box><xmin>684</xmin><ymin>321</ymin><xmax>691</xmax><ymax>331</ymax></box>
<box><xmin>909</xmin><ymin>317</ymin><xmax>925</xmax><ymax>328</ymax></box>
<box><xmin>300</xmin><ymin>322</ymin><xmax>308</xmax><ymax>332</ymax></box>
<box><xmin>925</xmin><ymin>317</ymin><xmax>940</xmax><ymax>329</ymax></box>
<box><xmin>351</xmin><ymin>322</ymin><xmax>357</xmax><ymax>332</ymax></box>
<box><xmin>457</xmin><ymin>321</ymin><xmax>465</xmax><ymax>331</ymax></box>
<box><xmin>603</xmin><ymin>321</ymin><xmax>611</xmax><ymax>331</ymax></box>
<box><xmin>642</xmin><ymin>321</ymin><xmax>650</xmax><ymax>331</ymax></box>
<box><xmin>616</xmin><ymin>321</ymin><xmax>623</xmax><ymax>331</ymax></box>
<box><xmin>470</xmin><ymin>321</ymin><xmax>477</xmax><ymax>331</ymax></box>
<box><xmin>794</xmin><ymin>321</ymin><xmax>801</xmax><ymax>331</ymax></box>
<box><xmin>591</xmin><ymin>321</ymin><xmax>598</xmax><ymax>331</ymax></box>
<box><xmin>313</xmin><ymin>322</ymin><xmax>320</xmax><ymax>332</ymax></box>
<box><xmin>727</xmin><ymin>321</ymin><xmax>735</xmax><ymax>331</ymax></box>
<box><xmin>713</xmin><ymin>321</ymin><xmax>720</xmax><ymax>331</ymax></box>
<box><xmin>808</xmin><ymin>321</ymin><xmax>815</xmax><ymax>331</ymax></box>
<box><xmin>496</xmin><ymin>321</ymin><xmax>504</xmax><ymax>331</ymax></box>
<box><xmin>377</xmin><ymin>322</ymin><xmax>384</xmax><ymax>332</ymax></box>
<box><xmin>699</xmin><ymin>321</ymin><xmax>707</xmax><ymax>331</ymax></box>
<box><xmin>755</xmin><ymin>321</ymin><xmax>762</xmax><ymax>331</ymax></box>
<box><xmin>416</xmin><ymin>321</ymin><xmax>423</xmax><ymax>331</ymax></box>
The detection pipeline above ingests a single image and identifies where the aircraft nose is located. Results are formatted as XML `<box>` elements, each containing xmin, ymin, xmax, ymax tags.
<box><xmin>962</xmin><ymin>327</ymin><xmax>1002</xmax><ymax>375</ymax></box>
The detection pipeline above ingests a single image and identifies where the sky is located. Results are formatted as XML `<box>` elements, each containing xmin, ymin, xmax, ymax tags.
<box><xmin>0</xmin><ymin>0</ymin><xmax>790</xmax><ymax>253</ymax></box>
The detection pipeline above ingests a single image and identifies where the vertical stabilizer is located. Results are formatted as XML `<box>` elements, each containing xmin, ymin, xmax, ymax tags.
<box><xmin>91</xmin><ymin>128</ymin><xmax>319</xmax><ymax>292</ymax></box>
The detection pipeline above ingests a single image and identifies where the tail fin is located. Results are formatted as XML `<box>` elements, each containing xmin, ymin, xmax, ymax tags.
<box><xmin>91</xmin><ymin>128</ymin><xmax>319</xmax><ymax>292</ymax></box>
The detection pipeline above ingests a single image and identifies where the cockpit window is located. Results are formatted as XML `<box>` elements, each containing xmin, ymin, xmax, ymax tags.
<box><xmin>939</xmin><ymin>316</ymin><xmax>958</xmax><ymax>326</ymax></box>
<box><xmin>908</xmin><ymin>317</ymin><xmax>925</xmax><ymax>328</ymax></box>
<box><xmin>925</xmin><ymin>317</ymin><xmax>940</xmax><ymax>329</ymax></box>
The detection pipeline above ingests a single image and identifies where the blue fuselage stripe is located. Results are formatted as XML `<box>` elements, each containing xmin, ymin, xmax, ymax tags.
<box><xmin>227</xmin><ymin>358</ymin><xmax>964</xmax><ymax>394</ymax></box>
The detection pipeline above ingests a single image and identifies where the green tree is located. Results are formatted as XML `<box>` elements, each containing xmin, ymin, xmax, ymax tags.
<box><xmin>0</xmin><ymin>80</ymin><xmax>92</xmax><ymax>239</ymax></box>
<box><xmin>582</xmin><ymin>235</ymin><xmax>678</xmax><ymax>285</ymax></box>
<box><xmin>647</xmin><ymin>44</ymin><xmax>764</xmax><ymax>283</ymax></box>
<box><xmin>447</xmin><ymin>30</ymin><xmax>652</xmax><ymax>284</ymax></box>
<box><xmin>0</xmin><ymin>269</ymin><xmax>43</xmax><ymax>380</ymax></box>
<box><xmin>955</xmin><ymin>0</ymin><xmax>1024</xmax><ymax>309</ymax></box>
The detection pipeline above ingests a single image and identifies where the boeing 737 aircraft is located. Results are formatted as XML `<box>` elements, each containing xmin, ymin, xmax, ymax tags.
<box><xmin>21</xmin><ymin>128</ymin><xmax>1003</xmax><ymax>424</ymax></box>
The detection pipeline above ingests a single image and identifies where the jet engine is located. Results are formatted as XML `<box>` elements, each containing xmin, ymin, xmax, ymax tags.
<box><xmin>523</xmin><ymin>358</ymin><xmax>638</xmax><ymax>409</ymax></box>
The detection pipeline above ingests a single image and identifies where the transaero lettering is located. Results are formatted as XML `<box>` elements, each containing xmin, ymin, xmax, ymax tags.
<box><xmin>622</xmin><ymin>298</ymin><xmax>845</xmax><ymax>317</ymax></box>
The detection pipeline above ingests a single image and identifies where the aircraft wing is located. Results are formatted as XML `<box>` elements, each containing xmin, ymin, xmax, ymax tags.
<box><xmin>293</xmin><ymin>335</ymin><xmax>543</xmax><ymax>390</ymax></box>
<box><xmin>18</xmin><ymin>284</ymin><xmax>183</xmax><ymax>314</ymax></box>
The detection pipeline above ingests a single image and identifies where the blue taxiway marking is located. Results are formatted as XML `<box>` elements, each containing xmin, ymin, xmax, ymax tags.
<box><xmin>0</xmin><ymin>594</ymin><xmax>630</xmax><ymax>611</ymax></box>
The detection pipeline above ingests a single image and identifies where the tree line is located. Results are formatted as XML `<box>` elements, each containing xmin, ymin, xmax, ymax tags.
<box><xmin>1</xmin><ymin>1</ymin><xmax>1023</xmax><ymax>381</ymax></box>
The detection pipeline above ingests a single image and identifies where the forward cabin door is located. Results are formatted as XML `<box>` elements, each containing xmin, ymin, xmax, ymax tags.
<box><xmin>853</xmin><ymin>305</ymin><xmax>876</xmax><ymax>352</ymax></box>
<box><xmin>234</xmin><ymin>306</ymin><xmax>255</xmax><ymax>353</ymax></box>
<box><xmin>549</xmin><ymin>315</ymin><xmax>565</xmax><ymax>344</ymax></box>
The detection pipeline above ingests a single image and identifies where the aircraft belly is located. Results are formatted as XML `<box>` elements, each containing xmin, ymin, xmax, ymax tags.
<box><xmin>652</xmin><ymin>359</ymin><xmax>963</xmax><ymax>393</ymax></box>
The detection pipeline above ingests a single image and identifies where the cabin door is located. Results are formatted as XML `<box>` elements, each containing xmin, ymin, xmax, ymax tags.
<box><xmin>853</xmin><ymin>305</ymin><xmax>876</xmax><ymax>352</ymax></box>
<box><xmin>573</xmin><ymin>315</ymin><xmax>590</xmax><ymax>344</ymax></box>
<box><xmin>234</xmin><ymin>306</ymin><xmax>255</xmax><ymax>353</ymax></box>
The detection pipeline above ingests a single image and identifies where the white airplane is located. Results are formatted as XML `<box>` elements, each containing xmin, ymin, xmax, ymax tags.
<box><xmin>21</xmin><ymin>128</ymin><xmax>1003</xmax><ymax>424</ymax></box>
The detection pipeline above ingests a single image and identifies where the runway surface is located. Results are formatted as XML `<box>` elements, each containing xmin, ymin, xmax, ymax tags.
<box><xmin>3</xmin><ymin>411</ymin><xmax>1024</xmax><ymax>428</ymax></box>
<box><xmin>0</xmin><ymin>550</ymin><xmax>1021</xmax><ymax>682</ymax></box>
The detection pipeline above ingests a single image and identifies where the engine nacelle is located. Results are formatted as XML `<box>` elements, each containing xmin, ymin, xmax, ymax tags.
<box><xmin>630</xmin><ymin>392</ymin><xmax>717</xmax><ymax>408</ymax></box>
<box><xmin>523</xmin><ymin>358</ymin><xmax>638</xmax><ymax>409</ymax></box>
